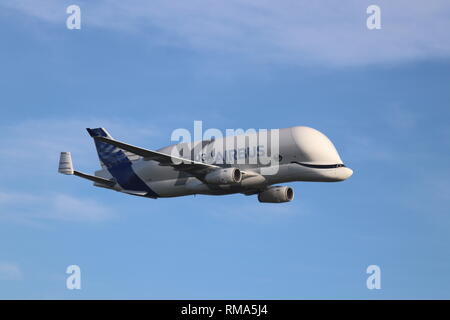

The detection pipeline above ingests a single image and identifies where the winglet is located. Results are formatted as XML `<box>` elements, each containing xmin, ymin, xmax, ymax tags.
<box><xmin>58</xmin><ymin>152</ymin><xmax>74</xmax><ymax>175</ymax></box>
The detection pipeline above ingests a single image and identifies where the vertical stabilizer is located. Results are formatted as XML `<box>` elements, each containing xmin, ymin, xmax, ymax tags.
<box><xmin>86</xmin><ymin>128</ymin><xmax>132</xmax><ymax>169</ymax></box>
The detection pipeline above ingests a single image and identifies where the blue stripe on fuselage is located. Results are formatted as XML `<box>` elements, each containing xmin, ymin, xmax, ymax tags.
<box><xmin>86</xmin><ymin>127</ymin><xmax>158</xmax><ymax>198</ymax></box>
<box><xmin>108</xmin><ymin>161</ymin><xmax>159</xmax><ymax>198</ymax></box>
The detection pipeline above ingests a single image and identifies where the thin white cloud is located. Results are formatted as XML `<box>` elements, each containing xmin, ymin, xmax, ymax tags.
<box><xmin>2</xmin><ymin>0</ymin><xmax>450</xmax><ymax>66</ymax></box>
<box><xmin>195</xmin><ymin>196</ymin><xmax>302</xmax><ymax>224</ymax></box>
<box><xmin>0</xmin><ymin>118</ymin><xmax>157</xmax><ymax>225</ymax></box>
<box><xmin>342</xmin><ymin>134</ymin><xmax>396</xmax><ymax>163</ymax></box>
<box><xmin>0</xmin><ymin>191</ymin><xmax>115</xmax><ymax>223</ymax></box>
<box><xmin>0</xmin><ymin>262</ymin><xmax>23</xmax><ymax>281</ymax></box>
<box><xmin>0</xmin><ymin>118</ymin><xmax>160</xmax><ymax>180</ymax></box>
<box><xmin>385</xmin><ymin>104</ymin><xmax>418</xmax><ymax>131</ymax></box>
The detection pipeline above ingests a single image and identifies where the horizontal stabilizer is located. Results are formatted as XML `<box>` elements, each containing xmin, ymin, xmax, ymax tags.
<box><xmin>58</xmin><ymin>152</ymin><xmax>115</xmax><ymax>187</ymax></box>
<box><xmin>73</xmin><ymin>171</ymin><xmax>116</xmax><ymax>187</ymax></box>
<box><xmin>122</xmin><ymin>190</ymin><xmax>149</xmax><ymax>196</ymax></box>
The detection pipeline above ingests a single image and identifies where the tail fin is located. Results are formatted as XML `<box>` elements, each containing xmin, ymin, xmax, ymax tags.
<box><xmin>87</xmin><ymin>128</ymin><xmax>131</xmax><ymax>169</ymax></box>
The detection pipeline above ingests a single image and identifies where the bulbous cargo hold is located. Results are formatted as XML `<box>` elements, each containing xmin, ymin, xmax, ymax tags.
<box><xmin>281</xmin><ymin>126</ymin><xmax>353</xmax><ymax>182</ymax></box>
<box><xmin>279</xmin><ymin>126</ymin><xmax>344</xmax><ymax>165</ymax></box>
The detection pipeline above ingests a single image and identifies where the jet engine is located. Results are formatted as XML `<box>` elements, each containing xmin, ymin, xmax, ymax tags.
<box><xmin>204</xmin><ymin>168</ymin><xmax>242</xmax><ymax>185</ymax></box>
<box><xmin>258</xmin><ymin>186</ymin><xmax>294</xmax><ymax>203</ymax></box>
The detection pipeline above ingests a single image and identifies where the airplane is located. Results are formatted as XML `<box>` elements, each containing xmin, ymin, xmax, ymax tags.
<box><xmin>58</xmin><ymin>126</ymin><xmax>353</xmax><ymax>203</ymax></box>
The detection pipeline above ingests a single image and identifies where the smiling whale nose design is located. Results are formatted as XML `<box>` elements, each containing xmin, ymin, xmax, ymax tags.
<box><xmin>335</xmin><ymin>167</ymin><xmax>353</xmax><ymax>181</ymax></box>
<box><xmin>286</xmin><ymin>126</ymin><xmax>354</xmax><ymax>182</ymax></box>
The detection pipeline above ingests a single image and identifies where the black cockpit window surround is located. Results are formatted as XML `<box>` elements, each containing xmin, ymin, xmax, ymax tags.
<box><xmin>291</xmin><ymin>161</ymin><xmax>346</xmax><ymax>169</ymax></box>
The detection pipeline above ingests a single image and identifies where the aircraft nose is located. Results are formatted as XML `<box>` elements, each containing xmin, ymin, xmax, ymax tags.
<box><xmin>336</xmin><ymin>167</ymin><xmax>353</xmax><ymax>181</ymax></box>
<box><xmin>345</xmin><ymin>167</ymin><xmax>353</xmax><ymax>179</ymax></box>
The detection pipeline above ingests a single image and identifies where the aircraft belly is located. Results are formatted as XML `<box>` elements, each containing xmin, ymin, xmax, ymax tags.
<box><xmin>147</xmin><ymin>178</ymin><xmax>196</xmax><ymax>197</ymax></box>
<box><xmin>261</xmin><ymin>164</ymin><xmax>292</xmax><ymax>184</ymax></box>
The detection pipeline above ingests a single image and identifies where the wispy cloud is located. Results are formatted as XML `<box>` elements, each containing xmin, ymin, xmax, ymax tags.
<box><xmin>2</xmin><ymin>0</ymin><xmax>450</xmax><ymax>66</ymax></box>
<box><xmin>0</xmin><ymin>262</ymin><xmax>23</xmax><ymax>281</ymax></box>
<box><xmin>0</xmin><ymin>191</ymin><xmax>115</xmax><ymax>223</ymax></box>
<box><xmin>0</xmin><ymin>117</ymin><xmax>161</xmax><ymax>225</ymax></box>
<box><xmin>0</xmin><ymin>117</ymin><xmax>160</xmax><ymax>180</ymax></box>
<box><xmin>385</xmin><ymin>104</ymin><xmax>418</xmax><ymax>131</ymax></box>
<box><xmin>195</xmin><ymin>196</ymin><xmax>303</xmax><ymax>224</ymax></box>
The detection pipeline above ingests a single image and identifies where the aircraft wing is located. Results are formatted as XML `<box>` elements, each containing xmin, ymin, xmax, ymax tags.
<box><xmin>93</xmin><ymin>136</ymin><xmax>219</xmax><ymax>174</ymax></box>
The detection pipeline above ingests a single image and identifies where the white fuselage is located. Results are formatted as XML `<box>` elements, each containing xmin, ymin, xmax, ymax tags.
<box><xmin>94</xmin><ymin>126</ymin><xmax>353</xmax><ymax>198</ymax></box>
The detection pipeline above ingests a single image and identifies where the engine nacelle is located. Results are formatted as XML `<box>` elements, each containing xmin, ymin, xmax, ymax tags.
<box><xmin>258</xmin><ymin>186</ymin><xmax>294</xmax><ymax>203</ymax></box>
<box><xmin>204</xmin><ymin>168</ymin><xmax>242</xmax><ymax>185</ymax></box>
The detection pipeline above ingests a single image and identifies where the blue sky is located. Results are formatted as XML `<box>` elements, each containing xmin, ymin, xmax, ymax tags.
<box><xmin>1</xmin><ymin>1</ymin><xmax>450</xmax><ymax>299</ymax></box>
